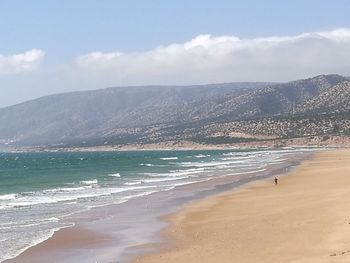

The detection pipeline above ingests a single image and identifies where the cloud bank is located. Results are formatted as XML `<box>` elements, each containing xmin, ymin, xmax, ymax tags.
<box><xmin>0</xmin><ymin>49</ymin><xmax>45</xmax><ymax>75</ymax></box>
<box><xmin>74</xmin><ymin>28</ymin><xmax>350</xmax><ymax>84</ymax></box>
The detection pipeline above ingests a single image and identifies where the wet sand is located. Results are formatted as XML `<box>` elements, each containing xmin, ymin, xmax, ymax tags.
<box><xmin>5</xmin><ymin>227</ymin><xmax>111</xmax><ymax>263</ymax></box>
<box><xmin>2</xmin><ymin>150</ymin><xmax>312</xmax><ymax>262</ymax></box>
<box><xmin>135</xmin><ymin>149</ymin><xmax>350</xmax><ymax>263</ymax></box>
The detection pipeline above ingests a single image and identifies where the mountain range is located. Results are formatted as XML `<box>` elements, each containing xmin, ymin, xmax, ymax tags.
<box><xmin>0</xmin><ymin>74</ymin><xmax>349</xmax><ymax>149</ymax></box>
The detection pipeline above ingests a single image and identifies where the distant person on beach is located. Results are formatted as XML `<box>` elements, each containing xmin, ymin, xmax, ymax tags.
<box><xmin>274</xmin><ymin>177</ymin><xmax>278</xmax><ymax>185</ymax></box>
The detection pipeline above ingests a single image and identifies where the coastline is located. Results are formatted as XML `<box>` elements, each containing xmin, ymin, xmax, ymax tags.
<box><xmin>2</xmin><ymin>149</ymin><xmax>310</xmax><ymax>263</ymax></box>
<box><xmin>134</xmin><ymin>149</ymin><xmax>350</xmax><ymax>263</ymax></box>
<box><xmin>2</xmin><ymin>135</ymin><xmax>350</xmax><ymax>153</ymax></box>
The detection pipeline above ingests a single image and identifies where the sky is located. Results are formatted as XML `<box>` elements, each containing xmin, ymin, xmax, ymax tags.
<box><xmin>1</xmin><ymin>0</ymin><xmax>350</xmax><ymax>107</ymax></box>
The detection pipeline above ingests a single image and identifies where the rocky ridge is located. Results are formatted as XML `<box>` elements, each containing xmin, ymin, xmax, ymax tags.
<box><xmin>0</xmin><ymin>74</ymin><xmax>349</xmax><ymax>149</ymax></box>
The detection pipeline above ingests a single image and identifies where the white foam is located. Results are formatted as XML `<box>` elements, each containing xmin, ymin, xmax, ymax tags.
<box><xmin>0</xmin><ymin>224</ymin><xmax>73</xmax><ymax>263</ymax></box>
<box><xmin>0</xmin><ymin>148</ymin><xmax>304</xmax><ymax>262</ymax></box>
<box><xmin>226</xmin><ymin>168</ymin><xmax>267</xmax><ymax>176</ymax></box>
<box><xmin>179</xmin><ymin>161</ymin><xmax>193</xmax><ymax>165</ymax></box>
<box><xmin>142</xmin><ymin>176</ymin><xmax>190</xmax><ymax>183</ymax></box>
<box><xmin>0</xmin><ymin>217</ymin><xmax>60</xmax><ymax>230</ymax></box>
<box><xmin>124</xmin><ymin>181</ymin><xmax>142</xmax><ymax>186</ymax></box>
<box><xmin>222</xmin><ymin>152</ymin><xmax>250</xmax><ymax>156</ymax></box>
<box><xmin>144</xmin><ymin>168</ymin><xmax>205</xmax><ymax>178</ymax></box>
<box><xmin>194</xmin><ymin>154</ymin><xmax>210</xmax><ymax>158</ymax></box>
<box><xmin>171</xmin><ymin>177</ymin><xmax>213</xmax><ymax>187</ymax></box>
<box><xmin>180</xmin><ymin>160</ymin><xmax>247</xmax><ymax>168</ymax></box>
<box><xmin>220</xmin><ymin>157</ymin><xmax>252</xmax><ymax>161</ymax></box>
<box><xmin>0</xmin><ymin>205</ymin><xmax>10</xmax><ymax>210</ymax></box>
<box><xmin>117</xmin><ymin>190</ymin><xmax>160</xmax><ymax>203</ymax></box>
<box><xmin>0</xmin><ymin>193</ymin><xmax>17</xmax><ymax>200</ymax></box>
<box><xmin>80</xmin><ymin>179</ymin><xmax>98</xmax><ymax>185</ymax></box>
<box><xmin>43</xmin><ymin>186</ymin><xmax>89</xmax><ymax>193</ymax></box>
<box><xmin>1</xmin><ymin>185</ymin><xmax>157</xmax><ymax>209</ymax></box>
<box><xmin>108</xmin><ymin>173</ymin><xmax>121</xmax><ymax>177</ymax></box>
<box><xmin>160</xmin><ymin>157</ymin><xmax>178</xmax><ymax>160</ymax></box>
<box><xmin>140</xmin><ymin>163</ymin><xmax>155</xmax><ymax>167</ymax></box>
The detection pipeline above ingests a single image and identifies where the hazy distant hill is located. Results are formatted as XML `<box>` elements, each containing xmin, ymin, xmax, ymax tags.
<box><xmin>0</xmin><ymin>82</ymin><xmax>268</xmax><ymax>146</ymax></box>
<box><xmin>0</xmin><ymin>74</ymin><xmax>349</xmax><ymax>148</ymax></box>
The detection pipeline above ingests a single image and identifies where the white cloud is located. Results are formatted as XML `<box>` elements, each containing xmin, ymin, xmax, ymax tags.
<box><xmin>73</xmin><ymin>28</ymin><xmax>350</xmax><ymax>84</ymax></box>
<box><xmin>0</xmin><ymin>49</ymin><xmax>45</xmax><ymax>75</ymax></box>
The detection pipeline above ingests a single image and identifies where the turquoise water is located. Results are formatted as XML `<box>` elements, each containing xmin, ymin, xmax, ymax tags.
<box><xmin>0</xmin><ymin>150</ymin><xmax>234</xmax><ymax>196</ymax></box>
<box><xmin>0</xmin><ymin>149</ymin><xmax>311</xmax><ymax>262</ymax></box>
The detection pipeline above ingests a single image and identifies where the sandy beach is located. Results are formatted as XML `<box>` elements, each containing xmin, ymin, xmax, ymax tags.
<box><xmin>3</xmin><ymin>149</ymin><xmax>308</xmax><ymax>263</ymax></box>
<box><xmin>134</xmin><ymin>149</ymin><xmax>350</xmax><ymax>263</ymax></box>
<box><xmin>5</xmin><ymin>149</ymin><xmax>350</xmax><ymax>263</ymax></box>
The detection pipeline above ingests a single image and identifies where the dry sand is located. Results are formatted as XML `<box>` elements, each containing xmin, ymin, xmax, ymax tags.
<box><xmin>134</xmin><ymin>150</ymin><xmax>350</xmax><ymax>263</ymax></box>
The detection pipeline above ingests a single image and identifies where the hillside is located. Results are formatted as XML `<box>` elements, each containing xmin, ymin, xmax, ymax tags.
<box><xmin>0</xmin><ymin>82</ymin><xmax>268</xmax><ymax>146</ymax></box>
<box><xmin>0</xmin><ymin>74</ymin><xmax>349</xmax><ymax>149</ymax></box>
<box><xmin>296</xmin><ymin>81</ymin><xmax>350</xmax><ymax>114</ymax></box>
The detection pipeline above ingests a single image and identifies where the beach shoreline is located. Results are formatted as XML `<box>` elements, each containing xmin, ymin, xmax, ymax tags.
<box><xmin>2</xmin><ymin>149</ymin><xmax>311</xmax><ymax>263</ymax></box>
<box><xmin>2</xmin><ymin>135</ymin><xmax>350</xmax><ymax>153</ymax></box>
<box><xmin>134</xmin><ymin>149</ymin><xmax>350</xmax><ymax>263</ymax></box>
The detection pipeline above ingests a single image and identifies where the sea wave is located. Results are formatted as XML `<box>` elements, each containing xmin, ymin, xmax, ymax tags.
<box><xmin>43</xmin><ymin>186</ymin><xmax>90</xmax><ymax>193</ymax></box>
<box><xmin>0</xmin><ymin>224</ymin><xmax>72</xmax><ymax>263</ymax></box>
<box><xmin>0</xmin><ymin>193</ymin><xmax>17</xmax><ymax>200</ymax></box>
<box><xmin>222</xmin><ymin>158</ymin><xmax>256</xmax><ymax>162</ymax></box>
<box><xmin>0</xmin><ymin>217</ymin><xmax>60</xmax><ymax>230</ymax></box>
<box><xmin>0</xmin><ymin>149</ymin><xmax>305</xmax><ymax>263</ymax></box>
<box><xmin>118</xmin><ymin>190</ymin><xmax>159</xmax><ymax>203</ymax></box>
<box><xmin>108</xmin><ymin>173</ymin><xmax>121</xmax><ymax>177</ymax></box>
<box><xmin>160</xmin><ymin>157</ymin><xmax>178</xmax><ymax>160</ymax></box>
<box><xmin>140</xmin><ymin>163</ymin><xmax>155</xmax><ymax>167</ymax></box>
<box><xmin>142</xmin><ymin>176</ymin><xmax>190</xmax><ymax>183</ymax></box>
<box><xmin>0</xmin><ymin>185</ymin><xmax>157</xmax><ymax>210</ymax></box>
<box><xmin>194</xmin><ymin>154</ymin><xmax>210</xmax><ymax>158</ymax></box>
<box><xmin>124</xmin><ymin>181</ymin><xmax>142</xmax><ymax>186</ymax></box>
<box><xmin>226</xmin><ymin>168</ymin><xmax>267</xmax><ymax>176</ymax></box>
<box><xmin>222</xmin><ymin>152</ymin><xmax>251</xmax><ymax>156</ymax></box>
<box><xmin>144</xmin><ymin>168</ymin><xmax>205</xmax><ymax>178</ymax></box>
<box><xmin>179</xmin><ymin>160</ymin><xmax>252</xmax><ymax>168</ymax></box>
<box><xmin>80</xmin><ymin>179</ymin><xmax>98</xmax><ymax>185</ymax></box>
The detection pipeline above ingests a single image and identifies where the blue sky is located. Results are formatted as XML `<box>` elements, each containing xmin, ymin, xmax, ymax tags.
<box><xmin>2</xmin><ymin>0</ymin><xmax>349</xmax><ymax>57</ymax></box>
<box><xmin>1</xmin><ymin>0</ymin><xmax>350</xmax><ymax>107</ymax></box>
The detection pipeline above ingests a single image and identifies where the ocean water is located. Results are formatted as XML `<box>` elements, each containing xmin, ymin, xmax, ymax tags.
<box><xmin>0</xmin><ymin>149</ymin><xmax>317</xmax><ymax>262</ymax></box>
